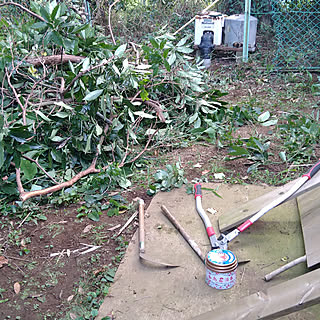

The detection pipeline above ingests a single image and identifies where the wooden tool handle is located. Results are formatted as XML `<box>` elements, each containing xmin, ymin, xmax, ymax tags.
<box><xmin>139</xmin><ymin>199</ymin><xmax>145</xmax><ymax>253</ymax></box>
<box><xmin>161</xmin><ymin>205</ymin><xmax>206</xmax><ymax>263</ymax></box>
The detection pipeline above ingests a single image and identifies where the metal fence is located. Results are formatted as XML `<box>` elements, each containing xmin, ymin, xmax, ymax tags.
<box><xmin>216</xmin><ymin>0</ymin><xmax>320</xmax><ymax>70</ymax></box>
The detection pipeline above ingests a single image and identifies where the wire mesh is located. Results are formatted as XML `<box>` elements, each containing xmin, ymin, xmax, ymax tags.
<box><xmin>271</xmin><ymin>0</ymin><xmax>320</xmax><ymax>70</ymax></box>
<box><xmin>216</xmin><ymin>0</ymin><xmax>320</xmax><ymax>70</ymax></box>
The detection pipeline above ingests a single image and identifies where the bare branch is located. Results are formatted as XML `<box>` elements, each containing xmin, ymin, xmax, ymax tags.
<box><xmin>22</xmin><ymin>155</ymin><xmax>59</xmax><ymax>185</ymax></box>
<box><xmin>5</xmin><ymin>68</ymin><xmax>27</xmax><ymax>125</ymax></box>
<box><xmin>20</xmin><ymin>164</ymin><xmax>100</xmax><ymax>202</ymax></box>
<box><xmin>0</xmin><ymin>2</ymin><xmax>47</xmax><ymax>22</ymax></box>
<box><xmin>108</xmin><ymin>0</ymin><xmax>121</xmax><ymax>45</ymax></box>
<box><xmin>26</xmin><ymin>55</ymin><xmax>85</xmax><ymax>67</ymax></box>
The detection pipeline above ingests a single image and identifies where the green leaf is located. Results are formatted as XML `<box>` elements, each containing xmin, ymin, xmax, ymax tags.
<box><xmin>87</xmin><ymin>211</ymin><xmax>100</xmax><ymax>221</ymax></box>
<box><xmin>118</xmin><ymin>177</ymin><xmax>131</xmax><ymax>189</ymax></box>
<box><xmin>96</xmin><ymin>124</ymin><xmax>103</xmax><ymax>136</ymax></box>
<box><xmin>167</xmin><ymin>53</ymin><xmax>176</xmax><ymax>65</ymax></box>
<box><xmin>261</xmin><ymin>119</ymin><xmax>278</xmax><ymax>126</ymax></box>
<box><xmin>114</xmin><ymin>44</ymin><xmax>127</xmax><ymax>57</ymax></box>
<box><xmin>32</xmin><ymin>22</ymin><xmax>48</xmax><ymax>29</ymax></box>
<box><xmin>258</xmin><ymin>111</ymin><xmax>270</xmax><ymax>122</ymax></box>
<box><xmin>133</xmin><ymin>111</ymin><xmax>155</xmax><ymax>119</ymax></box>
<box><xmin>50</xmin><ymin>4</ymin><xmax>60</xmax><ymax>20</ymax></box>
<box><xmin>164</xmin><ymin>59</ymin><xmax>171</xmax><ymax>71</ymax></box>
<box><xmin>84</xmin><ymin>89</ymin><xmax>103</xmax><ymax>101</ymax></box>
<box><xmin>85</xmin><ymin>132</ymin><xmax>93</xmax><ymax>154</ymax></box>
<box><xmin>54</xmin><ymin>112</ymin><xmax>69</xmax><ymax>118</ymax></box>
<box><xmin>0</xmin><ymin>142</ymin><xmax>4</xmax><ymax>169</ymax></box>
<box><xmin>149</xmin><ymin>37</ymin><xmax>159</xmax><ymax>49</ymax></box>
<box><xmin>34</xmin><ymin>110</ymin><xmax>51</xmax><ymax>122</ymax></box>
<box><xmin>40</xmin><ymin>7</ymin><xmax>51</xmax><ymax>22</ymax></box>
<box><xmin>189</xmin><ymin>113</ymin><xmax>198</xmax><ymax>124</ymax></box>
<box><xmin>228</xmin><ymin>146</ymin><xmax>249</xmax><ymax>157</ymax></box>
<box><xmin>20</xmin><ymin>159</ymin><xmax>38</xmax><ymax>180</ymax></box>
<box><xmin>279</xmin><ymin>151</ymin><xmax>287</xmax><ymax>162</ymax></box>
<box><xmin>176</xmin><ymin>46</ymin><xmax>193</xmax><ymax>53</ymax></box>
<box><xmin>51</xmin><ymin>31</ymin><xmax>64</xmax><ymax>47</ymax></box>
<box><xmin>177</xmin><ymin>37</ymin><xmax>188</xmax><ymax>47</ymax></box>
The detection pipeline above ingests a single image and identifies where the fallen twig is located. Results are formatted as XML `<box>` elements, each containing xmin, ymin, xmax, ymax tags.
<box><xmin>264</xmin><ymin>255</ymin><xmax>307</xmax><ymax>281</ymax></box>
<box><xmin>26</xmin><ymin>54</ymin><xmax>85</xmax><ymax>66</ymax></box>
<box><xmin>116</xmin><ymin>211</ymin><xmax>138</xmax><ymax>236</ymax></box>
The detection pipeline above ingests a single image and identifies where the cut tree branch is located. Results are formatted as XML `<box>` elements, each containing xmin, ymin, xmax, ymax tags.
<box><xmin>20</xmin><ymin>163</ymin><xmax>100</xmax><ymax>202</ymax></box>
<box><xmin>0</xmin><ymin>2</ymin><xmax>47</xmax><ymax>22</ymax></box>
<box><xmin>26</xmin><ymin>55</ymin><xmax>85</xmax><ymax>67</ymax></box>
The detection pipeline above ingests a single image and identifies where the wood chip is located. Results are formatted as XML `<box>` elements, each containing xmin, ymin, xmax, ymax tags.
<box><xmin>14</xmin><ymin>282</ymin><xmax>21</xmax><ymax>294</ymax></box>
<box><xmin>83</xmin><ymin>224</ymin><xmax>94</xmax><ymax>233</ymax></box>
<box><xmin>67</xmin><ymin>294</ymin><xmax>74</xmax><ymax>302</ymax></box>
<box><xmin>0</xmin><ymin>256</ymin><xmax>8</xmax><ymax>268</ymax></box>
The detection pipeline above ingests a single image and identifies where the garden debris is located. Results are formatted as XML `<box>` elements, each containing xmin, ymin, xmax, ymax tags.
<box><xmin>13</xmin><ymin>282</ymin><xmax>20</xmax><ymax>295</ymax></box>
<box><xmin>82</xmin><ymin>224</ymin><xmax>94</xmax><ymax>233</ymax></box>
<box><xmin>207</xmin><ymin>208</ymin><xmax>217</xmax><ymax>215</ymax></box>
<box><xmin>50</xmin><ymin>243</ymin><xmax>101</xmax><ymax>258</ymax></box>
<box><xmin>107</xmin><ymin>224</ymin><xmax>121</xmax><ymax>231</ymax></box>
<box><xmin>264</xmin><ymin>255</ymin><xmax>307</xmax><ymax>282</ymax></box>
<box><xmin>116</xmin><ymin>211</ymin><xmax>138</xmax><ymax>236</ymax></box>
<box><xmin>0</xmin><ymin>256</ymin><xmax>8</xmax><ymax>268</ymax></box>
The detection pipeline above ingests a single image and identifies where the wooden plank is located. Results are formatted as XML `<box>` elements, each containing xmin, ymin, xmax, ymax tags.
<box><xmin>191</xmin><ymin>268</ymin><xmax>320</xmax><ymax>320</ymax></box>
<box><xmin>297</xmin><ymin>188</ymin><xmax>320</xmax><ymax>268</ymax></box>
<box><xmin>219</xmin><ymin>170</ymin><xmax>320</xmax><ymax>232</ymax></box>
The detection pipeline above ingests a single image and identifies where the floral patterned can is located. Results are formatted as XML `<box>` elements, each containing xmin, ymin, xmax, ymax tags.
<box><xmin>205</xmin><ymin>249</ymin><xmax>238</xmax><ymax>290</ymax></box>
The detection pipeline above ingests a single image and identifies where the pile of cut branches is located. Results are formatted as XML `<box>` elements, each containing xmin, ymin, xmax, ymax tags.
<box><xmin>0</xmin><ymin>1</ymin><xmax>227</xmax><ymax>203</ymax></box>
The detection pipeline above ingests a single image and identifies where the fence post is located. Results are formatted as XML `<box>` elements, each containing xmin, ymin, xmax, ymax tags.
<box><xmin>243</xmin><ymin>0</ymin><xmax>251</xmax><ymax>62</ymax></box>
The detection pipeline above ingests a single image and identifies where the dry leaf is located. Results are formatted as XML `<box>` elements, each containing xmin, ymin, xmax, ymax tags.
<box><xmin>201</xmin><ymin>170</ymin><xmax>210</xmax><ymax>175</ymax></box>
<box><xmin>214</xmin><ymin>172</ymin><xmax>225</xmax><ymax>180</ymax></box>
<box><xmin>66</xmin><ymin>249</ymin><xmax>71</xmax><ymax>257</ymax></box>
<box><xmin>67</xmin><ymin>294</ymin><xmax>74</xmax><ymax>302</ymax></box>
<box><xmin>78</xmin><ymin>286</ymin><xmax>85</xmax><ymax>295</ymax></box>
<box><xmin>69</xmin><ymin>313</ymin><xmax>78</xmax><ymax>320</ymax></box>
<box><xmin>14</xmin><ymin>282</ymin><xmax>21</xmax><ymax>294</ymax></box>
<box><xmin>20</xmin><ymin>238</ymin><xmax>26</xmax><ymax>247</ymax></box>
<box><xmin>193</xmin><ymin>163</ymin><xmax>202</xmax><ymax>168</ymax></box>
<box><xmin>83</xmin><ymin>224</ymin><xmax>93</xmax><ymax>233</ymax></box>
<box><xmin>0</xmin><ymin>256</ymin><xmax>8</xmax><ymax>268</ymax></box>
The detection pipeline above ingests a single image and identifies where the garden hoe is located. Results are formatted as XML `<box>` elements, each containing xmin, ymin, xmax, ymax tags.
<box><xmin>194</xmin><ymin>159</ymin><xmax>320</xmax><ymax>250</ymax></box>
<box><xmin>138</xmin><ymin>199</ymin><xmax>179</xmax><ymax>268</ymax></box>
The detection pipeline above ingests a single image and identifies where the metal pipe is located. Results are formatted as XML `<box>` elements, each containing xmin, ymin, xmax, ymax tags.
<box><xmin>242</xmin><ymin>0</ymin><xmax>252</xmax><ymax>62</ymax></box>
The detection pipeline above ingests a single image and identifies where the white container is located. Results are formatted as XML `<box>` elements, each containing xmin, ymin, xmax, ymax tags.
<box><xmin>224</xmin><ymin>14</ymin><xmax>258</xmax><ymax>52</ymax></box>
<box><xmin>194</xmin><ymin>11</ymin><xmax>226</xmax><ymax>46</ymax></box>
<box><xmin>205</xmin><ymin>249</ymin><xmax>238</xmax><ymax>290</ymax></box>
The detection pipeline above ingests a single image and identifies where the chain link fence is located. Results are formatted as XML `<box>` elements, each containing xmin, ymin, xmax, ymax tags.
<box><xmin>216</xmin><ymin>0</ymin><xmax>320</xmax><ymax>70</ymax></box>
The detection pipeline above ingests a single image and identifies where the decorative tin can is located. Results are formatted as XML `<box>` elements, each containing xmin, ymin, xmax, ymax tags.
<box><xmin>205</xmin><ymin>249</ymin><xmax>238</xmax><ymax>290</ymax></box>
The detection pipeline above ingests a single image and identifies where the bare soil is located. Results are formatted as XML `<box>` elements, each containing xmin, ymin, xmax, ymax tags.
<box><xmin>0</xmin><ymin>58</ymin><xmax>319</xmax><ymax>319</ymax></box>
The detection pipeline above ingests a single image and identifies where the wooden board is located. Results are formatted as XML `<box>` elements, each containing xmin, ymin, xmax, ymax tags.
<box><xmin>191</xmin><ymin>268</ymin><xmax>320</xmax><ymax>320</ymax></box>
<box><xmin>297</xmin><ymin>188</ymin><xmax>320</xmax><ymax>268</ymax></box>
<box><xmin>219</xmin><ymin>170</ymin><xmax>320</xmax><ymax>232</ymax></box>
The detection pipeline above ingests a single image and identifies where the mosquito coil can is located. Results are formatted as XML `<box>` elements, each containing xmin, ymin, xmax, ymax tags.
<box><xmin>205</xmin><ymin>249</ymin><xmax>238</xmax><ymax>290</ymax></box>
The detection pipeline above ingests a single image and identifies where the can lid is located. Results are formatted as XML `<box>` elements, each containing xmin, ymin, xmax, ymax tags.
<box><xmin>207</xmin><ymin>249</ymin><xmax>237</xmax><ymax>266</ymax></box>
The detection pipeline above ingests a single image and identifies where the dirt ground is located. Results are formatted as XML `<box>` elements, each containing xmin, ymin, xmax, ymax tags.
<box><xmin>0</xmin><ymin>57</ymin><xmax>319</xmax><ymax>319</ymax></box>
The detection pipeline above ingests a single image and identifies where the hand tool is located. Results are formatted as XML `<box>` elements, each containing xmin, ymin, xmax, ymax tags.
<box><xmin>161</xmin><ymin>205</ymin><xmax>206</xmax><ymax>263</ymax></box>
<box><xmin>195</xmin><ymin>159</ymin><xmax>320</xmax><ymax>250</ymax></box>
<box><xmin>194</xmin><ymin>183</ymin><xmax>221</xmax><ymax>249</ymax></box>
<box><xmin>138</xmin><ymin>199</ymin><xmax>179</xmax><ymax>268</ymax></box>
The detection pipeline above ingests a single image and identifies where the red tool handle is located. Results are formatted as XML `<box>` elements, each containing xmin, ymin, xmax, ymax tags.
<box><xmin>237</xmin><ymin>159</ymin><xmax>320</xmax><ymax>234</ymax></box>
<box><xmin>302</xmin><ymin>159</ymin><xmax>320</xmax><ymax>179</ymax></box>
<box><xmin>194</xmin><ymin>183</ymin><xmax>202</xmax><ymax>198</ymax></box>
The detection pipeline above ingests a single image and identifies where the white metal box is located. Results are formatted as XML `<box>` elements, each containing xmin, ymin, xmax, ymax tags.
<box><xmin>224</xmin><ymin>14</ymin><xmax>258</xmax><ymax>51</ymax></box>
<box><xmin>194</xmin><ymin>12</ymin><xmax>226</xmax><ymax>46</ymax></box>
